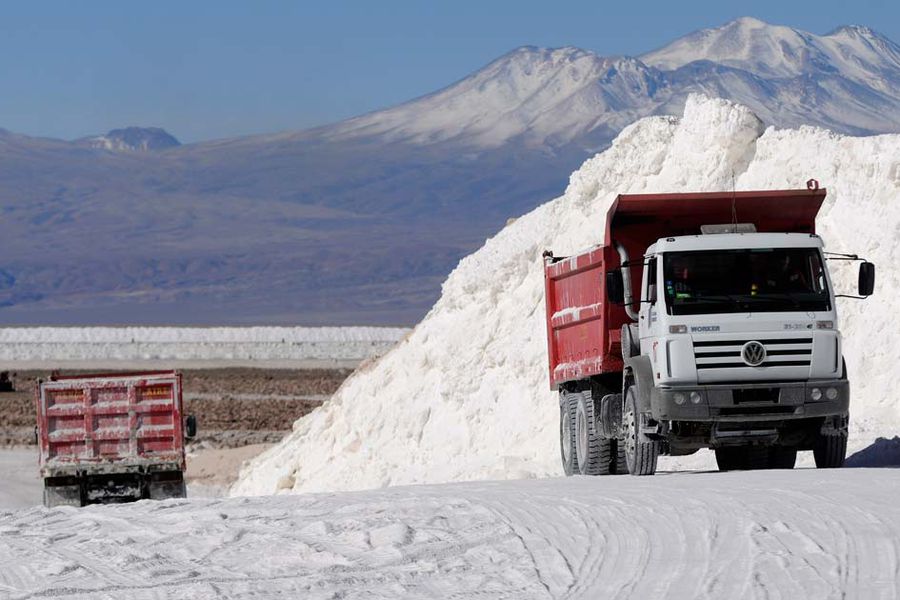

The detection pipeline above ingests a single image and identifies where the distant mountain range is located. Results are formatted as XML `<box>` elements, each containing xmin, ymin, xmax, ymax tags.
<box><xmin>1</xmin><ymin>17</ymin><xmax>899</xmax><ymax>325</ymax></box>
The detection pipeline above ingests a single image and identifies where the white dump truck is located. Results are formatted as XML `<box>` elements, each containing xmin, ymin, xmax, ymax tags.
<box><xmin>543</xmin><ymin>183</ymin><xmax>875</xmax><ymax>475</ymax></box>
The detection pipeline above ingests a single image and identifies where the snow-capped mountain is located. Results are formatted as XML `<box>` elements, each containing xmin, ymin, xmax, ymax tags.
<box><xmin>326</xmin><ymin>48</ymin><xmax>656</xmax><ymax>149</ymax></box>
<box><xmin>330</xmin><ymin>16</ymin><xmax>900</xmax><ymax>149</ymax></box>
<box><xmin>643</xmin><ymin>17</ymin><xmax>900</xmax><ymax>83</ymax></box>
<box><xmin>82</xmin><ymin>127</ymin><xmax>181</xmax><ymax>152</ymax></box>
<box><xmin>0</xmin><ymin>17</ymin><xmax>899</xmax><ymax>326</ymax></box>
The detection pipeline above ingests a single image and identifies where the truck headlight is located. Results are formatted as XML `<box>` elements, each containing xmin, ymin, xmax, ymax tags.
<box><xmin>674</xmin><ymin>392</ymin><xmax>685</xmax><ymax>405</ymax></box>
<box><xmin>810</xmin><ymin>388</ymin><xmax>822</xmax><ymax>401</ymax></box>
<box><xmin>690</xmin><ymin>391</ymin><xmax>702</xmax><ymax>404</ymax></box>
<box><xmin>825</xmin><ymin>387</ymin><xmax>838</xmax><ymax>400</ymax></box>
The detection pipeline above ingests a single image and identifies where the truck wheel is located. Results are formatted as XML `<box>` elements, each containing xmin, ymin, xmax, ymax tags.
<box><xmin>559</xmin><ymin>392</ymin><xmax>579</xmax><ymax>476</ymax></box>
<box><xmin>769</xmin><ymin>447</ymin><xmax>797</xmax><ymax>469</ymax></box>
<box><xmin>575</xmin><ymin>392</ymin><xmax>613</xmax><ymax>475</ymax></box>
<box><xmin>612</xmin><ymin>440</ymin><xmax>628</xmax><ymax>474</ymax></box>
<box><xmin>814</xmin><ymin>431</ymin><xmax>847</xmax><ymax>468</ymax></box>
<box><xmin>148</xmin><ymin>472</ymin><xmax>187</xmax><ymax>500</ymax></box>
<box><xmin>43</xmin><ymin>479</ymin><xmax>83</xmax><ymax>508</ymax></box>
<box><xmin>715</xmin><ymin>448</ymin><xmax>742</xmax><ymax>471</ymax></box>
<box><xmin>623</xmin><ymin>387</ymin><xmax>659</xmax><ymax>475</ymax></box>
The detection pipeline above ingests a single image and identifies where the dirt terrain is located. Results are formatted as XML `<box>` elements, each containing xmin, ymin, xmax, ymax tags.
<box><xmin>0</xmin><ymin>367</ymin><xmax>352</xmax><ymax>447</ymax></box>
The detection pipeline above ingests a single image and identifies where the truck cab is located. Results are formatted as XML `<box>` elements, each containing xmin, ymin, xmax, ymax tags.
<box><xmin>632</xmin><ymin>230</ymin><xmax>857</xmax><ymax>469</ymax></box>
<box><xmin>544</xmin><ymin>185</ymin><xmax>874</xmax><ymax>476</ymax></box>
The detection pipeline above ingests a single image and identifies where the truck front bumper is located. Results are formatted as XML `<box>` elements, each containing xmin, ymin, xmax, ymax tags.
<box><xmin>651</xmin><ymin>380</ymin><xmax>849</xmax><ymax>422</ymax></box>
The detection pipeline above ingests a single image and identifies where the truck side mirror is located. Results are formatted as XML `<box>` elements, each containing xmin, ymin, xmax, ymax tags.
<box><xmin>606</xmin><ymin>271</ymin><xmax>624</xmax><ymax>304</ymax></box>
<box><xmin>185</xmin><ymin>415</ymin><xmax>197</xmax><ymax>439</ymax></box>
<box><xmin>858</xmin><ymin>262</ymin><xmax>875</xmax><ymax>296</ymax></box>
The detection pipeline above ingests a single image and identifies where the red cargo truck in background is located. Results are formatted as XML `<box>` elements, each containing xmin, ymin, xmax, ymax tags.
<box><xmin>544</xmin><ymin>185</ymin><xmax>875</xmax><ymax>476</ymax></box>
<box><xmin>36</xmin><ymin>371</ymin><xmax>196</xmax><ymax>507</ymax></box>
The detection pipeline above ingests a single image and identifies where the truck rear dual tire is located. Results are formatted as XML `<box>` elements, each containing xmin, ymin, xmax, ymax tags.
<box><xmin>560</xmin><ymin>393</ymin><xmax>579</xmax><ymax>476</ymax></box>
<box><xmin>623</xmin><ymin>388</ymin><xmax>660</xmax><ymax>476</ymax></box>
<box><xmin>560</xmin><ymin>391</ymin><xmax>622</xmax><ymax>476</ymax></box>
<box><xmin>575</xmin><ymin>392</ymin><xmax>614</xmax><ymax>476</ymax></box>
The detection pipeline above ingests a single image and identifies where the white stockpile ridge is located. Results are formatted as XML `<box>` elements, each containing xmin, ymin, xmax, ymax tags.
<box><xmin>0</xmin><ymin>326</ymin><xmax>409</xmax><ymax>363</ymax></box>
<box><xmin>233</xmin><ymin>95</ymin><xmax>900</xmax><ymax>496</ymax></box>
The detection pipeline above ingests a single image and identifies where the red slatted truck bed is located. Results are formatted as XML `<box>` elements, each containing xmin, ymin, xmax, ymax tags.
<box><xmin>36</xmin><ymin>371</ymin><xmax>195</xmax><ymax>507</ymax></box>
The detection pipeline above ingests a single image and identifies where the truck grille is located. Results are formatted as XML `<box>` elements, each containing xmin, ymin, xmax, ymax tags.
<box><xmin>694</xmin><ymin>337</ymin><xmax>812</xmax><ymax>370</ymax></box>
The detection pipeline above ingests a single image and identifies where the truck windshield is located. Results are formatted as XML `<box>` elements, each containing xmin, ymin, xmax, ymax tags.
<box><xmin>662</xmin><ymin>248</ymin><xmax>831</xmax><ymax>315</ymax></box>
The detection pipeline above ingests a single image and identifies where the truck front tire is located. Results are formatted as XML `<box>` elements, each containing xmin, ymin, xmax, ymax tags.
<box><xmin>814</xmin><ymin>431</ymin><xmax>847</xmax><ymax>468</ymax></box>
<box><xmin>560</xmin><ymin>392</ymin><xmax>579</xmax><ymax>476</ymax></box>
<box><xmin>575</xmin><ymin>392</ymin><xmax>613</xmax><ymax>476</ymax></box>
<box><xmin>623</xmin><ymin>387</ymin><xmax>659</xmax><ymax>475</ymax></box>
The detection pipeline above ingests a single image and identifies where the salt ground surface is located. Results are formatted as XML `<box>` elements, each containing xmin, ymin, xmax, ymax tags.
<box><xmin>0</xmin><ymin>447</ymin><xmax>257</xmax><ymax>510</ymax></box>
<box><xmin>0</xmin><ymin>326</ymin><xmax>409</xmax><ymax>367</ymax></box>
<box><xmin>0</xmin><ymin>450</ymin><xmax>40</xmax><ymax>511</ymax></box>
<box><xmin>3</xmin><ymin>469</ymin><xmax>900</xmax><ymax>599</ymax></box>
<box><xmin>234</xmin><ymin>95</ymin><xmax>900</xmax><ymax>497</ymax></box>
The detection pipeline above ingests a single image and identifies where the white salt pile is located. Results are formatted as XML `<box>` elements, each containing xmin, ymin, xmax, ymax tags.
<box><xmin>233</xmin><ymin>95</ymin><xmax>900</xmax><ymax>496</ymax></box>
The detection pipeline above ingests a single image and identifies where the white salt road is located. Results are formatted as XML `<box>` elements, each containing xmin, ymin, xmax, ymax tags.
<box><xmin>0</xmin><ymin>450</ymin><xmax>41</xmax><ymax>511</ymax></box>
<box><xmin>1</xmin><ymin>469</ymin><xmax>899</xmax><ymax>599</ymax></box>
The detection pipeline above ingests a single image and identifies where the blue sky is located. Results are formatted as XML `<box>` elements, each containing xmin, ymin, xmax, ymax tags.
<box><xmin>1</xmin><ymin>0</ymin><xmax>897</xmax><ymax>143</ymax></box>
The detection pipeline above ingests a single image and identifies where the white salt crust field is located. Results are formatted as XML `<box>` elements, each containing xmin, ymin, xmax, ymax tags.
<box><xmin>0</xmin><ymin>326</ymin><xmax>409</xmax><ymax>368</ymax></box>
<box><xmin>3</xmin><ymin>470</ymin><xmax>900</xmax><ymax>598</ymax></box>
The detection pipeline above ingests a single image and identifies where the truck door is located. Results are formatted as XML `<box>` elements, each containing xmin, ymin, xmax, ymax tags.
<box><xmin>638</xmin><ymin>255</ymin><xmax>660</xmax><ymax>351</ymax></box>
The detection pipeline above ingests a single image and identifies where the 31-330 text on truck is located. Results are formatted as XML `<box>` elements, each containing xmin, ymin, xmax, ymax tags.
<box><xmin>543</xmin><ymin>183</ymin><xmax>874</xmax><ymax>476</ymax></box>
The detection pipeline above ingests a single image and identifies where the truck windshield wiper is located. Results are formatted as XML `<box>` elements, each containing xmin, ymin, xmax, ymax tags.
<box><xmin>742</xmin><ymin>293</ymin><xmax>806</xmax><ymax>308</ymax></box>
<box><xmin>677</xmin><ymin>294</ymin><xmax>740</xmax><ymax>304</ymax></box>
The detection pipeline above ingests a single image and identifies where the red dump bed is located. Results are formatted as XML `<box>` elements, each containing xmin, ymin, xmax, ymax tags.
<box><xmin>36</xmin><ymin>371</ymin><xmax>186</xmax><ymax>476</ymax></box>
<box><xmin>544</xmin><ymin>187</ymin><xmax>826</xmax><ymax>389</ymax></box>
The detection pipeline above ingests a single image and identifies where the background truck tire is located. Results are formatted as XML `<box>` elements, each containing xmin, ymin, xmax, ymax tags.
<box><xmin>43</xmin><ymin>480</ymin><xmax>83</xmax><ymax>508</ymax></box>
<box><xmin>575</xmin><ymin>392</ymin><xmax>613</xmax><ymax>475</ymax></box>
<box><xmin>148</xmin><ymin>472</ymin><xmax>188</xmax><ymax>500</ymax></box>
<box><xmin>623</xmin><ymin>387</ymin><xmax>659</xmax><ymax>475</ymax></box>
<box><xmin>814</xmin><ymin>431</ymin><xmax>848</xmax><ymax>468</ymax></box>
<box><xmin>559</xmin><ymin>392</ymin><xmax>579</xmax><ymax>476</ymax></box>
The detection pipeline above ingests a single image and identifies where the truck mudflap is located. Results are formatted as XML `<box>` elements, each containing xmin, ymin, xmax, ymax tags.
<box><xmin>651</xmin><ymin>380</ymin><xmax>849</xmax><ymax>422</ymax></box>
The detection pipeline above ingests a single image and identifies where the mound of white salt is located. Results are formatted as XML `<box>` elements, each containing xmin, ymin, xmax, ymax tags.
<box><xmin>233</xmin><ymin>95</ymin><xmax>900</xmax><ymax>496</ymax></box>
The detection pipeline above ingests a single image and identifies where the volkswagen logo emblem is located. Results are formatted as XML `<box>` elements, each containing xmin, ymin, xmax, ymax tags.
<box><xmin>741</xmin><ymin>341</ymin><xmax>767</xmax><ymax>367</ymax></box>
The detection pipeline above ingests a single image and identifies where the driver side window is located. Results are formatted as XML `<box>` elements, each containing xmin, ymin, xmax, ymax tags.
<box><xmin>645</xmin><ymin>257</ymin><xmax>658</xmax><ymax>305</ymax></box>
